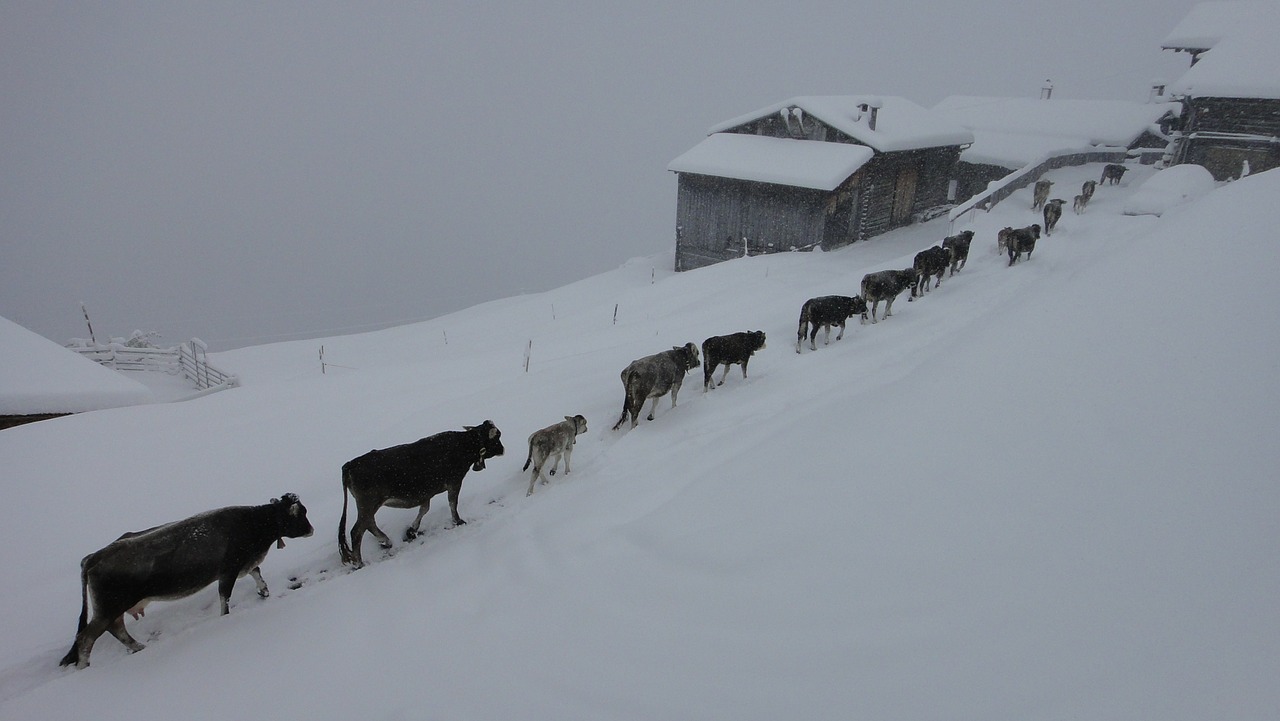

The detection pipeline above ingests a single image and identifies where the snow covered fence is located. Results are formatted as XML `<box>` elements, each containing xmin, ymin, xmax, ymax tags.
<box><xmin>948</xmin><ymin>146</ymin><xmax>1128</xmax><ymax>228</ymax></box>
<box><xmin>71</xmin><ymin>338</ymin><xmax>238</xmax><ymax>391</ymax></box>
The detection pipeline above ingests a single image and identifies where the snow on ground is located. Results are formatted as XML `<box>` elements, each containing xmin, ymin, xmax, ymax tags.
<box><xmin>1</xmin><ymin>164</ymin><xmax>1277</xmax><ymax>721</ymax></box>
<box><xmin>1123</xmin><ymin>163</ymin><xmax>1218</xmax><ymax>216</ymax></box>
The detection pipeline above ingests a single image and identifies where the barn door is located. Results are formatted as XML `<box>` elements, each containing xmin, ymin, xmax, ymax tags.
<box><xmin>891</xmin><ymin>166</ymin><xmax>918</xmax><ymax>225</ymax></box>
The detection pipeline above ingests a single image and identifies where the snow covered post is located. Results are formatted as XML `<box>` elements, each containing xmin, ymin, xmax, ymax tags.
<box><xmin>613</xmin><ymin>304</ymin><xmax>618</xmax><ymax>325</ymax></box>
<box><xmin>320</xmin><ymin>345</ymin><xmax>326</xmax><ymax>375</ymax></box>
<box><xmin>524</xmin><ymin>340</ymin><xmax>532</xmax><ymax>373</ymax></box>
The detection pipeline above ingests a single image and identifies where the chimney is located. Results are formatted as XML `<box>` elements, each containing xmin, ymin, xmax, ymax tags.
<box><xmin>1040</xmin><ymin>79</ymin><xmax>1053</xmax><ymax>100</ymax></box>
<box><xmin>1148</xmin><ymin>79</ymin><xmax>1167</xmax><ymax>103</ymax></box>
<box><xmin>857</xmin><ymin>97</ymin><xmax>883</xmax><ymax>131</ymax></box>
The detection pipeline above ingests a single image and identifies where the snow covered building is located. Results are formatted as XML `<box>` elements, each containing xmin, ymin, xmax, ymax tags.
<box><xmin>667</xmin><ymin>96</ymin><xmax>972</xmax><ymax>271</ymax></box>
<box><xmin>0</xmin><ymin>315</ymin><xmax>153</xmax><ymax>429</ymax></box>
<box><xmin>1163</xmin><ymin>2</ymin><xmax>1280</xmax><ymax>180</ymax></box>
<box><xmin>932</xmin><ymin>96</ymin><xmax>1179</xmax><ymax>201</ymax></box>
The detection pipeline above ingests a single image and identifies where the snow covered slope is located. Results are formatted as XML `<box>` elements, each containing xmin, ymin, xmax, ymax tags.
<box><xmin>1</xmin><ymin>164</ymin><xmax>1276</xmax><ymax>721</ymax></box>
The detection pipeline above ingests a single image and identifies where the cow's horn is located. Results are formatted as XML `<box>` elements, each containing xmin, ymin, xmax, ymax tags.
<box><xmin>277</xmin><ymin>538</ymin><xmax>286</xmax><ymax>549</ymax></box>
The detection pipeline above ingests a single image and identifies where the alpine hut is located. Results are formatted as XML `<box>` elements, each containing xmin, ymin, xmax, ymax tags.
<box><xmin>668</xmin><ymin>95</ymin><xmax>973</xmax><ymax>271</ymax></box>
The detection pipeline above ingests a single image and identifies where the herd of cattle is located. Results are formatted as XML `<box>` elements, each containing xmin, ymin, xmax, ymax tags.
<box><xmin>58</xmin><ymin>165</ymin><xmax>1129</xmax><ymax>669</ymax></box>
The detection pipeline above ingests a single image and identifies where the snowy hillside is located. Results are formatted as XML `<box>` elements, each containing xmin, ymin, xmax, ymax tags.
<box><xmin>1</xmin><ymin>164</ymin><xmax>1277</xmax><ymax>721</ymax></box>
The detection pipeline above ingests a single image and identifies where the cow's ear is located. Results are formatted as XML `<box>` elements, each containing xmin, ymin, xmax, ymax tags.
<box><xmin>289</xmin><ymin>503</ymin><xmax>302</xmax><ymax>517</ymax></box>
<box><xmin>488</xmin><ymin>425</ymin><xmax>500</xmax><ymax>440</ymax></box>
<box><xmin>565</xmin><ymin>416</ymin><xmax>574</xmax><ymax>422</ymax></box>
<box><xmin>464</xmin><ymin>425</ymin><xmax>475</xmax><ymax>431</ymax></box>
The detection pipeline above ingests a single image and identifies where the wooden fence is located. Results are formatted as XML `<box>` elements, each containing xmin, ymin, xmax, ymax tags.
<box><xmin>72</xmin><ymin>338</ymin><xmax>238</xmax><ymax>391</ymax></box>
<box><xmin>947</xmin><ymin>146</ymin><xmax>1129</xmax><ymax>230</ymax></box>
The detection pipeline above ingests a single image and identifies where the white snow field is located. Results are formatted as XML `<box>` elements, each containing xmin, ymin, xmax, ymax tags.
<box><xmin>1</xmin><ymin>163</ymin><xmax>1277</xmax><ymax>721</ymax></box>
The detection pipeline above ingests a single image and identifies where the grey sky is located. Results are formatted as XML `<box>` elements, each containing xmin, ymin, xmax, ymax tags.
<box><xmin>1</xmin><ymin>1</ymin><xmax>1200</xmax><ymax>349</ymax></box>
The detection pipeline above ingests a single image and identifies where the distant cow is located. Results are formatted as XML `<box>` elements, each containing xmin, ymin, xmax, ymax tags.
<box><xmin>1006</xmin><ymin>224</ymin><xmax>1041</xmax><ymax>266</ymax></box>
<box><xmin>796</xmin><ymin>296</ymin><xmax>866</xmax><ymax>353</ymax></box>
<box><xmin>912</xmin><ymin>245</ymin><xmax>952</xmax><ymax>297</ymax></box>
<box><xmin>59</xmin><ymin>494</ymin><xmax>314</xmax><ymax>669</ymax></box>
<box><xmin>861</xmin><ymin>269</ymin><xmax>918</xmax><ymax>323</ymax></box>
<box><xmin>942</xmin><ymin>230</ymin><xmax>975</xmax><ymax>275</ymax></box>
<box><xmin>522</xmin><ymin>414</ymin><xmax>588</xmax><ymax>496</ymax></box>
<box><xmin>1080</xmin><ymin>179</ymin><xmax>1097</xmax><ymax>201</ymax></box>
<box><xmin>1073</xmin><ymin>193</ymin><xmax>1089</xmax><ymax>214</ymax></box>
<box><xmin>1100</xmin><ymin>163</ymin><xmax>1128</xmax><ymax>185</ymax></box>
<box><xmin>1032</xmin><ymin>179</ymin><xmax>1054</xmax><ymax>210</ymax></box>
<box><xmin>339</xmin><ymin>421</ymin><xmax>505</xmax><ymax>568</ymax></box>
<box><xmin>1042</xmin><ymin>198</ymin><xmax>1066</xmax><ymax>235</ymax></box>
<box><xmin>612</xmin><ymin>343</ymin><xmax>700</xmax><ymax>430</ymax></box>
<box><xmin>703</xmin><ymin>331</ymin><xmax>766</xmax><ymax>388</ymax></box>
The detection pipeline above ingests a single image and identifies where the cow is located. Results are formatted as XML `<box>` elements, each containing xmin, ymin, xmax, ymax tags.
<box><xmin>1080</xmin><ymin>179</ymin><xmax>1097</xmax><ymax>201</ymax></box>
<box><xmin>59</xmin><ymin>494</ymin><xmax>314</xmax><ymax>669</ymax></box>
<box><xmin>1042</xmin><ymin>198</ymin><xmax>1066</xmax><ymax>235</ymax></box>
<box><xmin>1006</xmin><ymin>224</ymin><xmax>1041</xmax><ymax>266</ymax></box>
<box><xmin>338</xmin><ymin>421</ymin><xmax>504</xmax><ymax>568</ymax></box>
<box><xmin>796</xmin><ymin>296</ymin><xmax>865</xmax><ymax>353</ymax></box>
<box><xmin>703</xmin><ymin>331</ymin><xmax>766</xmax><ymax>388</ymax></box>
<box><xmin>1031</xmin><ymin>179</ymin><xmax>1054</xmax><ymax>210</ymax></box>
<box><xmin>942</xmin><ymin>230</ymin><xmax>975</xmax><ymax>275</ymax></box>
<box><xmin>861</xmin><ymin>269</ymin><xmax>918</xmax><ymax>323</ymax></box>
<box><xmin>912</xmin><ymin>245</ymin><xmax>953</xmax><ymax>297</ymax></box>
<box><xmin>997</xmin><ymin>226</ymin><xmax>1016</xmax><ymax>255</ymax></box>
<box><xmin>1073</xmin><ymin>193</ymin><xmax>1089</xmax><ymax>214</ymax></box>
<box><xmin>612</xmin><ymin>343</ymin><xmax>700</xmax><ymax>430</ymax></box>
<box><xmin>522</xmin><ymin>415</ymin><xmax>588</xmax><ymax>496</ymax></box>
<box><xmin>1100</xmin><ymin>163</ymin><xmax>1128</xmax><ymax>185</ymax></box>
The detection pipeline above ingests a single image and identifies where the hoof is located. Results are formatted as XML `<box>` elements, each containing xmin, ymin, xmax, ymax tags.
<box><xmin>403</xmin><ymin>529</ymin><xmax>417</xmax><ymax>542</ymax></box>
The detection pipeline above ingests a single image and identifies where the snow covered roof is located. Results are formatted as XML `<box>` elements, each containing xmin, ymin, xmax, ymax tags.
<box><xmin>932</xmin><ymin>96</ymin><xmax>1178</xmax><ymax>168</ymax></box>
<box><xmin>1160</xmin><ymin>1</ymin><xmax>1268</xmax><ymax>51</ymax></box>
<box><xmin>707</xmin><ymin>95</ymin><xmax>973</xmax><ymax>153</ymax></box>
<box><xmin>667</xmin><ymin>133</ymin><xmax>875</xmax><ymax>190</ymax></box>
<box><xmin>1167</xmin><ymin>5</ymin><xmax>1280</xmax><ymax>99</ymax></box>
<box><xmin>0</xmin><ymin>315</ymin><xmax>153</xmax><ymax>415</ymax></box>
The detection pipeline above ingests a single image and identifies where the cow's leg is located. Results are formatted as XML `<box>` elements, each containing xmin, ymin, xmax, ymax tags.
<box><xmin>670</xmin><ymin>382</ymin><xmax>681</xmax><ymax>409</ymax></box>
<box><xmin>885</xmin><ymin>296</ymin><xmax>896</xmax><ymax>318</ymax></box>
<box><xmin>562</xmin><ymin>444</ymin><xmax>574</xmax><ymax>475</ymax></box>
<box><xmin>835</xmin><ymin>321</ymin><xmax>846</xmax><ymax>341</ymax></box>
<box><xmin>809</xmin><ymin>324</ymin><xmax>820</xmax><ymax>350</ymax></box>
<box><xmin>739</xmin><ymin>358</ymin><xmax>749</xmax><ymax>379</ymax></box>
<box><xmin>405</xmin><ymin>500</ymin><xmax>430</xmax><ymax>540</ymax></box>
<box><xmin>249</xmin><ymin>567</ymin><xmax>269</xmax><ymax>598</ymax></box>
<box><xmin>718</xmin><ymin>363</ymin><xmax>730</xmax><ymax>386</ymax></box>
<box><xmin>71</xmin><ymin>617</ymin><xmax>112</xmax><ymax>668</ymax></box>
<box><xmin>870</xmin><ymin>300</ymin><xmax>880</xmax><ymax>323</ymax></box>
<box><xmin>526</xmin><ymin>467</ymin><xmax>539</xmax><ymax>496</ymax></box>
<box><xmin>646</xmin><ymin>396</ymin><xmax>659</xmax><ymax>421</ymax></box>
<box><xmin>106</xmin><ymin>615</ymin><xmax>145</xmax><ymax>653</ymax></box>
<box><xmin>823</xmin><ymin>324</ymin><xmax>831</xmax><ymax>345</ymax></box>
<box><xmin>217</xmin><ymin>575</ymin><xmax>237</xmax><ymax>615</ymax></box>
<box><xmin>446</xmin><ymin>485</ymin><xmax>466</xmax><ymax>526</ymax></box>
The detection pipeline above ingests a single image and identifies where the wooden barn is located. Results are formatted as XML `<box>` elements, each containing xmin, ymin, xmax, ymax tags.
<box><xmin>668</xmin><ymin>96</ymin><xmax>973</xmax><ymax>271</ymax></box>
<box><xmin>1163</xmin><ymin>2</ymin><xmax>1280</xmax><ymax>180</ymax></box>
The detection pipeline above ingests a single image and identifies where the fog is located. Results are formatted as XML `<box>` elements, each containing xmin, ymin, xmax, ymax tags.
<box><xmin>1</xmin><ymin>1</ymin><xmax>1199</xmax><ymax>349</ymax></box>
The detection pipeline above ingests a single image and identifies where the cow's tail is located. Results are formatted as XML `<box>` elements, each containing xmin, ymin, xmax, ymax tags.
<box><xmin>337</xmin><ymin>468</ymin><xmax>353</xmax><ymax>566</ymax></box>
<box><xmin>796</xmin><ymin>302</ymin><xmax>810</xmax><ymax>352</ymax></box>
<box><xmin>58</xmin><ymin>557</ymin><xmax>91</xmax><ymax>667</ymax></box>
<box><xmin>522</xmin><ymin>439</ymin><xmax>533</xmax><ymax>471</ymax></box>
<box><xmin>612</xmin><ymin>369</ymin><xmax>634</xmax><ymax>430</ymax></box>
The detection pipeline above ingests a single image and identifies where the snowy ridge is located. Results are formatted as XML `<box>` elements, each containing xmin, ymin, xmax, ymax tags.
<box><xmin>0</xmin><ymin>165</ymin><xmax>1277</xmax><ymax>720</ymax></box>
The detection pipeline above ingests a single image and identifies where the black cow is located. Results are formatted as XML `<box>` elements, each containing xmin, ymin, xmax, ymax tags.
<box><xmin>1100</xmin><ymin>163</ymin><xmax>1128</xmax><ymax>185</ymax></box>
<box><xmin>912</xmin><ymin>245</ymin><xmax>952</xmax><ymax>297</ymax></box>
<box><xmin>1042</xmin><ymin>198</ymin><xmax>1065</xmax><ymax>235</ymax></box>
<box><xmin>861</xmin><ymin>269</ymin><xmax>918</xmax><ymax>323</ymax></box>
<box><xmin>612</xmin><ymin>343</ymin><xmax>700</xmax><ymax>430</ymax></box>
<box><xmin>1006</xmin><ymin>224</ymin><xmax>1041</xmax><ymax>265</ymax></box>
<box><xmin>796</xmin><ymin>295</ymin><xmax>866</xmax><ymax>353</ymax></box>
<box><xmin>703</xmin><ymin>331</ymin><xmax>766</xmax><ymax>389</ymax></box>
<box><xmin>942</xmin><ymin>230</ymin><xmax>975</xmax><ymax>275</ymax></box>
<box><xmin>60</xmin><ymin>494</ymin><xmax>314</xmax><ymax>669</ymax></box>
<box><xmin>338</xmin><ymin>421</ymin><xmax>504</xmax><ymax>568</ymax></box>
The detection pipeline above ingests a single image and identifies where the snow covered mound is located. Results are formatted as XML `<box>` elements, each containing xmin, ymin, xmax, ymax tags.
<box><xmin>0</xmin><ymin>315</ymin><xmax>154</xmax><ymax>415</ymax></box>
<box><xmin>1122</xmin><ymin>163</ymin><xmax>1217</xmax><ymax>216</ymax></box>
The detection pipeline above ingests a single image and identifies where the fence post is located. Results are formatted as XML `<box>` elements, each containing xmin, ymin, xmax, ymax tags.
<box><xmin>524</xmin><ymin>340</ymin><xmax>532</xmax><ymax>373</ymax></box>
